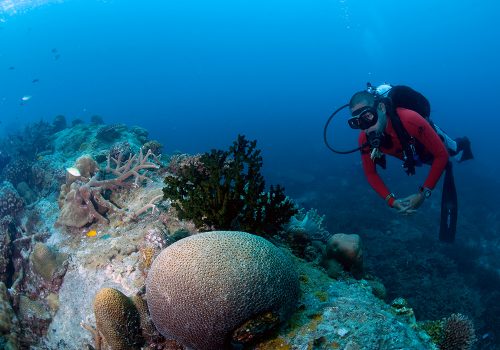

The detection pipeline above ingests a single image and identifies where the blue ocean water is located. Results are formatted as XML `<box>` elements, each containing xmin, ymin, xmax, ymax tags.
<box><xmin>1</xmin><ymin>0</ymin><xmax>499</xmax><ymax>348</ymax></box>
<box><xmin>2</xmin><ymin>0</ymin><xmax>498</xmax><ymax>175</ymax></box>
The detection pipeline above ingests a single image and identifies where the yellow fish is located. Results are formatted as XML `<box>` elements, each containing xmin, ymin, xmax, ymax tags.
<box><xmin>87</xmin><ymin>230</ymin><xmax>97</xmax><ymax>237</ymax></box>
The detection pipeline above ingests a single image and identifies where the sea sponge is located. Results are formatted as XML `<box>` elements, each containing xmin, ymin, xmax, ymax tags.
<box><xmin>146</xmin><ymin>230</ymin><xmax>300</xmax><ymax>350</ymax></box>
<box><xmin>75</xmin><ymin>155</ymin><xmax>99</xmax><ymax>179</ymax></box>
<box><xmin>93</xmin><ymin>288</ymin><xmax>143</xmax><ymax>350</ymax></box>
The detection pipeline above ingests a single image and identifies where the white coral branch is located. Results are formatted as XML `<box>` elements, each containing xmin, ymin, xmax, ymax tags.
<box><xmin>130</xmin><ymin>194</ymin><xmax>164</xmax><ymax>220</ymax></box>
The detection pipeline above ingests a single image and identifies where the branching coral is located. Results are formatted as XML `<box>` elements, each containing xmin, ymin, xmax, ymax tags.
<box><xmin>163</xmin><ymin>135</ymin><xmax>297</xmax><ymax>235</ymax></box>
<box><xmin>439</xmin><ymin>313</ymin><xmax>476</xmax><ymax>350</ymax></box>
<box><xmin>57</xmin><ymin>148</ymin><xmax>160</xmax><ymax>228</ymax></box>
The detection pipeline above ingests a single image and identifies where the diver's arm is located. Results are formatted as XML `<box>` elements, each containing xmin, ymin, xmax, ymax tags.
<box><xmin>398</xmin><ymin>108</ymin><xmax>448</xmax><ymax>190</ymax></box>
<box><xmin>359</xmin><ymin>134</ymin><xmax>395</xmax><ymax>207</ymax></box>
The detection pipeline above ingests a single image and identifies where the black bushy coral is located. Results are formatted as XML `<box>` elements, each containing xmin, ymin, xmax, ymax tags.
<box><xmin>163</xmin><ymin>135</ymin><xmax>297</xmax><ymax>235</ymax></box>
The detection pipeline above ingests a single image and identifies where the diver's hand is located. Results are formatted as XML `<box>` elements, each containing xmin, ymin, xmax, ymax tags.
<box><xmin>392</xmin><ymin>198</ymin><xmax>417</xmax><ymax>215</ymax></box>
<box><xmin>400</xmin><ymin>193</ymin><xmax>425</xmax><ymax>212</ymax></box>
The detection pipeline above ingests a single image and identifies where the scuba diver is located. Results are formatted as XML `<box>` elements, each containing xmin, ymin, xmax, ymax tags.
<box><xmin>324</xmin><ymin>83</ymin><xmax>473</xmax><ymax>242</ymax></box>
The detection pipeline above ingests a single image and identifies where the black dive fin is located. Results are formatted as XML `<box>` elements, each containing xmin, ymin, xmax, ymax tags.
<box><xmin>440</xmin><ymin>162</ymin><xmax>458</xmax><ymax>243</ymax></box>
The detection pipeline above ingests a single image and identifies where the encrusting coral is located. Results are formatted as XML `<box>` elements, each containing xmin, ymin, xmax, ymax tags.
<box><xmin>57</xmin><ymin>148</ymin><xmax>160</xmax><ymax>228</ymax></box>
<box><xmin>163</xmin><ymin>135</ymin><xmax>297</xmax><ymax>235</ymax></box>
<box><xmin>30</xmin><ymin>242</ymin><xmax>68</xmax><ymax>283</ymax></box>
<box><xmin>146</xmin><ymin>230</ymin><xmax>300</xmax><ymax>350</ymax></box>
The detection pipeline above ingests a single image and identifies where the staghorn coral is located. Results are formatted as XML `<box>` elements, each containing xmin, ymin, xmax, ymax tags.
<box><xmin>163</xmin><ymin>135</ymin><xmax>297</xmax><ymax>235</ymax></box>
<box><xmin>57</xmin><ymin>148</ymin><xmax>160</xmax><ymax>228</ymax></box>
<box><xmin>92</xmin><ymin>288</ymin><xmax>144</xmax><ymax>350</ymax></box>
<box><xmin>146</xmin><ymin>230</ymin><xmax>300</xmax><ymax>350</ymax></box>
<box><xmin>439</xmin><ymin>313</ymin><xmax>476</xmax><ymax>350</ymax></box>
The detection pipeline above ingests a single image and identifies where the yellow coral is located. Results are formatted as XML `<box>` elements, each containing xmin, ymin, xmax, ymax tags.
<box><xmin>139</xmin><ymin>247</ymin><xmax>155</xmax><ymax>271</ymax></box>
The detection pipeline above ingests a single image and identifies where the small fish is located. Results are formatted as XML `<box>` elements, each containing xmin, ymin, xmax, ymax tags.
<box><xmin>51</xmin><ymin>48</ymin><xmax>58</xmax><ymax>53</ymax></box>
<box><xmin>66</xmin><ymin>167</ymin><xmax>81</xmax><ymax>177</ymax></box>
<box><xmin>54</xmin><ymin>54</ymin><xmax>61</xmax><ymax>60</ymax></box>
<box><xmin>32</xmin><ymin>78</ymin><xmax>39</xmax><ymax>83</ymax></box>
<box><xmin>8</xmin><ymin>66</ymin><xmax>14</xmax><ymax>70</ymax></box>
<box><xmin>87</xmin><ymin>230</ymin><xmax>97</xmax><ymax>237</ymax></box>
<box><xmin>21</xmin><ymin>95</ymin><xmax>32</xmax><ymax>101</ymax></box>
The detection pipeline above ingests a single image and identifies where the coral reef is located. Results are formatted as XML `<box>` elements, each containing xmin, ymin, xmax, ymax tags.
<box><xmin>30</xmin><ymin>242</ymin><xmax>68</xmax><ymax>283</ymax></box>
<box><xmin>57</xmin><ymin>148</ymin><xmax>160</xmax><ymax>228</ymax></box>
<box><xmin>146</xmin><ymin>231</ymin><xmax>300</xmax><ymax>350</ymax></box>
<box><xmin>254</xmin><ymin>257</ymin><xmax>438</xmax><ymax>350</ymax></box>
<box><xmin>142</xmin><ymin>140</ymin><xmax>162</xmax><ymax>156</ymax></box>
<box><xmin>163</xmin><ymin>135</ymin><xmax>297</xmax><ymax>235</ymax></box>
<box><xmin>0</xmin><ymin>181</ymin><xmax>24</xmax><ymax>219</ymax></box>
<box><xmin>109</xmin><ymin>141</ymin><xmax>132</xmax><ymax>161</ymax></box>
<box><xmin>52</xmin><ymin>115</ymin><xmax>67</xmax><ymax>133</ymax></box>
<box><xmin>0</xmin><ymin>119</ymin><xmax>481</xmax><ymax>349</ymax></box>
<box><xmin>1</xmin><ymin>159</ymin><xmax>31</xmax><ymax>187</ymax></box>
<box><xmin>0</xmin><ymin>282</ymin><xmax>20</xmax><ymax>349</ymax></box>
<box><xmin>18</xmin><ymin>294</ymin><xmax>53</xmax><ymax>344</ymax></box>
<box><xmin>96</xmin><ymin>124</ymin><xmax>128</xmax><ymax>142</ymax></box>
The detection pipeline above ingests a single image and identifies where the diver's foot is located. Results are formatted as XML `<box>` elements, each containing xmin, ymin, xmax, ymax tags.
<box><xmin>455</xmin><ymin>137</ymin><xmax>474</xmax><ymax>162</ymax></box>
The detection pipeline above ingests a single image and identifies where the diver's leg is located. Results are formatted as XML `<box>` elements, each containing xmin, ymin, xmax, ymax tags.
<box><xmin>455</xmin><ymin>137</ymin><xmax>474</xmax><ymax>162</ymax></box>
<box><xmin>440</xmin><ymin>162</ymin><xmax>458</xmax><ymax>243</ymax></box>
<box><xmin>433</xmin><ymin>124</ymin><xmax>474</xmax><ymax>162</ymax></box>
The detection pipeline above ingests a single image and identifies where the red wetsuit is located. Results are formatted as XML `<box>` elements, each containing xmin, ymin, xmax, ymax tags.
<box><xmin>359</xmin><ymin>107</ymin><xmax>449</xmax><ymax>207</ymax></box>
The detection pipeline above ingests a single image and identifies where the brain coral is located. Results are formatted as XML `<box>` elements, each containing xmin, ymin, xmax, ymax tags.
<box><xmin>93</xmin><ymin>288</ymin><xmax>143</xmax><ymax>350</ymax></box>
<box><xmin>146</xmin><ymin>230</ymin><xmax>300</xmax><ymax>350</ymax></box>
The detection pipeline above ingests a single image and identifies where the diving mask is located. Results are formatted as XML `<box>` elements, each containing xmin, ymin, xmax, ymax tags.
<box><xmin>348</xmin><ymin>106</ymin><xmax>378</xmax><ymax>130</ymax></box>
